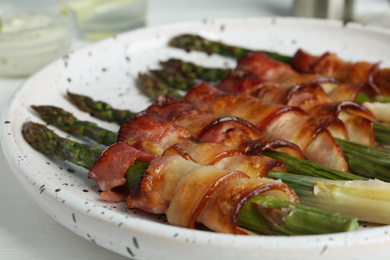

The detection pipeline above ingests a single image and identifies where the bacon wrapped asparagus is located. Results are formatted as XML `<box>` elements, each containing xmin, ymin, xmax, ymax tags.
<box><xmin>21</xmin><ymin>121</ymin><xmax>359</xmax><ymax>235</ymax></box>
<box><xmin>168</xmin><ymin>33</ymin><xmax>390</xmax><ymax>97</ymax></box>
<box><xmin>62</xmin><ymin>90</ymin><xmax>390</xmax><ymax>181</ymax></box>
<box><xmin>168</xmin><ymin>34</ymin><xmax>390</xmax><ymax>126</ymax></box>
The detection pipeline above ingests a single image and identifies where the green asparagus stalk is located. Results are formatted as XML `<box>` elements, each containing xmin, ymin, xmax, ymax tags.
<box><xmin>269</xmin><ymin>171</ymin><xmax>390</xmax><ymax>225</ymax></box>
<box><xmin>238</xmin><ymin>194</ymin><xmax>358</xmax><ymax>235</ymax></box>
<box><xmin>335</xmin><ymin>138</ymin><xmax>390</xmax><ymax>181</ymax></box>
<box><xmin>66</xmin><ymin>91</ymin><xmax>136</xmax><ymax>124</ymax></box>
<box><xmin>31</xmin><ymin>105</ymin><xmax>118</xmax><ymax>146</ymax></box>
<box><xmin>169</xmin><ymin>34</ymin><xmax>294</xmax><ymax>64</ymax></box>
<box><xmin>354</xmin><ymin>93</ymin><xmax>390</xmax><ymax>104</ymax></box>
<box><xmin>160</xmin><ymin>58</ymin><xmax>231</xmax><ymax>83</ymax></box>
<box><xmin>374</xmin><ymin>122</ymin><xmax>390</xmax><ymax>146</ymax></box>
<box><xmin>138</xmin><ymin>72</ymin><xmax>183</xmax><ymax>101</ymax></box>
<box><xmin>262</xmin><ymin>150</ymin><xmax>363</xmax><ymax>181</ymax></box>
<box><xmin>149</xmin><ymin>68</ymin><xmax>197</xmax><ymax>91</ymax></box>
<box><xmin>22</xmin><ymin>122</ymin><xmax>103</xmax><ymax>169</ymax></box>
<box><xmin>22</xmin><ymin>121</ymin><xmax>358</xmax><ymax>235</ymax></box>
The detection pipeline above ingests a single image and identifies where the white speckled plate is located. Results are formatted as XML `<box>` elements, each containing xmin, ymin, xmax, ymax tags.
<box><xmin>2</xmin><ymin>17</ymin><xmax>390</xmax><ymax>260</ymax></box>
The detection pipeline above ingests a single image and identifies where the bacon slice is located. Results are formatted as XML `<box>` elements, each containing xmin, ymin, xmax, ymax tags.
<box><xmin>128</xmin><ymin>154</ymin><xmax>299</xmax><ymax>233</ymax></box>
<box><xmin>184</xmin><ymin>82</ymin><xmax>349</xmax><ymax>172</ymax></box>
<box><xmin>237</xmin><ymin>51</ymin><xmax>338</xmax><ymax>87</ymax></box>
<box><xmin>88</xmin><ymin>142</ymin><xmax>158</xmax><ymax>202</ymax></box>
<box><xmin>292</xmin><ymin>49</ymin><xmax>388</xmax><ymax>96</ymax></box>
<box><xmin>118</xmin><ymin>110</ymin><xmax>286</xmax><ymax>177</ymax></box>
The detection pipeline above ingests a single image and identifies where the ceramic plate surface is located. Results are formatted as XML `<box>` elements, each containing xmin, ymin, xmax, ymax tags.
<box><xmin>2</xmin><ymin>17</ymin><xmax>390</xmax><ymax>260</ymax></box>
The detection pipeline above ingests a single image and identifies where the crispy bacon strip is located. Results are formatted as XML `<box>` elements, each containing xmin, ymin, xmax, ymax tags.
<box><xmin>88</xmin><ymin>142</ymin><xmax>158</xmax><ymax>202</ymax></box>
<box><xmin>184</xmin><ymin>82</ymin><xmax>349</xmax><ymax>172</ymax></box>
<box><xmin>237</xmin><ymin>51</ymin><xmax>339</xmax><ymax>87</ymax></box>
<box><xmin>292</xmin><ymin>49</ymin><xmax>388</xmax><ymax>96</ymax></box>
<box><xmin>118</xmin><ymin>110</ymin><xmax>286</xmax><ymax>177</ymax></box>
<box><xmin>128</xmin><ymin>154</ymin><xmax>299</xmax><ymax>234</ymax></box>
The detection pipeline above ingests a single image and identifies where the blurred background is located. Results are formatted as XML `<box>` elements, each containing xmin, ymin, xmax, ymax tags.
<box><xmin>1</xmin><ymin>0</ymin><xmax>389</xmax><ymax>77</ymax></box>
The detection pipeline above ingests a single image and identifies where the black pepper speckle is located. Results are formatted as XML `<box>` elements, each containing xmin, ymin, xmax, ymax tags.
<box><xmin>320</xmin><ymin>245</ymin><xmax>328</xmax><ymax>255</ymax></box>
<box><xmin>4</xmin><ymin>121</ymin><xmax>10</xmax><ymax>124</ymax></box>
<box><xmin>72</xmin><ymin>213</ymin><xmax>76</xmax><ymax>223</ymax></box>
<box><xmin>67</xmin><ymin>168</ymin><xmax>75</xmax><ymax>173</ymax></box>
<box><xmin>39</xmin><ymin>185</ymin><xmax>46</xmax><ymax>194</ymax></box>
<box><xmin>133</xmin><ymin>237</ymin><xmax>139</xmax><ymax>249</ymax></box>
<box><xmin>126</xmin><ymin>247</ymin><xmax>135</xmax><ymax>257</ymax></box>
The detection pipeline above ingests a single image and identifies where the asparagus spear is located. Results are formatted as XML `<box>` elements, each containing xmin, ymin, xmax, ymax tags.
<box><xmin>269</xmin><ymin>171</ymin><xmax>390</xmax><ymax>224</ymax></box>
<box><xmin>354</xmin><ymin>93</ymin><xmax>390</xmax><ymax>104</ymax></box>
<box><xmin>238</xmin><ymin>194</ymin><xmax>357</xmax><ymax>235</ymax></box>
<box><xmin>335</xmin><ymin>138</ymin><xmax>390</xmax><ymax>181</ymax></box>
<box><xmin>262</xmin><ymin>150</ymin><xmax>363</xmax><ymax>181</ymax></box>
<box><xmin>22</xmin><ymin>121</ymin><xmax>358</xmax><ymax>235</ymax></box>
<box><xmin>373</xmin><ymin>122</ymin><xmax>390</xmax><ymax>146</ymax></box>
<box><xmin>149</xmin><ymin>67</ymin><xmax>198</xmax><ymax>91</ymax></box>
<box><xmin>138</xmin><ymin>72</ymin><xmax>183</xmax><ymax>101</ymax></box>
<box><xmin>160</xmin><ymin>59</ymin><xmax>231</xmax><ymax>84</ymax></box>
<box><xmin>22</xmin><ymin>122</ymin><xmax>103</xmax><ymax>169</ymax></box>
<box><xmin>169</xmin><ymin>34</ymin><xmax>294</xmax><ymax>64</ymax></box>
<box><xmin>31</xmin><ymin>105</ymin><xmax>118</xmax><ymax>146</ymax></box>
<box><xmin>65</xmin><ymin>91</ymin><xmax>136</xmax><ymax>124</ymax></box>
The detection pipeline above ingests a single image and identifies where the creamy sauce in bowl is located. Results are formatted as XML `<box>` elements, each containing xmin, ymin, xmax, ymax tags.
<box><xmin>0</xmin><ymin>11</ymin><xmax>75</xmax><ymax>77</ymax></box>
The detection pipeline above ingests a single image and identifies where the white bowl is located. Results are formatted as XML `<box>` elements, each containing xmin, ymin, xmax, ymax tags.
<box><xmin>0</xmin><ymin>0</ymin><xmax>76</xmax><ymax>77</ymax></box>
<box><xmin>2</xmin><ymin>17</ymin><xmax>390</xmax><ymax>260</ymax></box>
